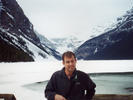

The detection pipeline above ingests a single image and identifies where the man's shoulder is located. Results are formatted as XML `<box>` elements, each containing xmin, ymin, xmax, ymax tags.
<box><xmin>76</xmin><ymin>70</ymin><xmax>91</xmax><ymax>80</ymax></box>
<box><xmin>52</xmin><ymin>69</ymin><xmax>62</xmax><ymax>77</ymax></box>
<box><xmin>76</xmin><ymin>70</ymin><xmax>95</xmax><ymax>86</ymax></box>
<box><xmin>77</xmin><ymin>70</ymin><xmax>88</xmax><ymax>76</ymax></box>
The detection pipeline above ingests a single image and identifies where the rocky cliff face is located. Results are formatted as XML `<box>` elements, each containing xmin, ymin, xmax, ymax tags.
<box><xmin>0</xmin><ymin>0</ymin><xmax>61</xmax><ymax>62</ymax></box>
<box><xmin>75</xmin><ymin>7</ymin><xmax>133</xmax><ymax>60</ymax></box>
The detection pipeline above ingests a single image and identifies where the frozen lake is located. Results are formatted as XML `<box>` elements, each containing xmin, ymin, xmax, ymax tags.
<box><xmin>0</xmin><ymin>60</ymin><xmax>133</xmax><ymax>100</ymax></box>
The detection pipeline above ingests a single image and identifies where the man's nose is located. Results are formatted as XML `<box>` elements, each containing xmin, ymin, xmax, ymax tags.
<box><xmin>69</xmin><ymin>62</ymin><xmax>73</xmax><ymax>65</ymax></box>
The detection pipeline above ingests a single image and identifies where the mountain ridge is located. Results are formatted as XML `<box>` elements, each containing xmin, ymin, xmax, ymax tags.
<box><xmin>75</xmin><ymin>7</ymin><xmax>133</xmax><ymax>60</ymax></box>
<box><xmin>0</xmin><ymin>0</ymin><xmax>61</xmax><ymax>62</ymax></box>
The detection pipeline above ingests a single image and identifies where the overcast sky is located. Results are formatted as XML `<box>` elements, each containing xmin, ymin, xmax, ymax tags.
<box><xmin>17</xmin><ymin>0</ymin><xmax>133</xmax><ymax>39</ymax></box>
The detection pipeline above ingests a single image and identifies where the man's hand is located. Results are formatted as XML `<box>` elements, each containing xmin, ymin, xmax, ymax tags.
<box><xmin>55</xmin><ymin>94</ymin><xmax>67</xmax><ymax>100</ymax></box>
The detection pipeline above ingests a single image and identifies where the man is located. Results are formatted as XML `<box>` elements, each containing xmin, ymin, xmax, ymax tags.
<box><xmin>45</xmin><ymin>51</ymin><xmax>96</xmax><ymax>100</ymax></box>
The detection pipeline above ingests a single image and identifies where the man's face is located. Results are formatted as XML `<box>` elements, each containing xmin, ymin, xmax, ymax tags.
<box><xmin>63</xmin><ymin>55</ymin><xmax>77</xmax><ymax>73</ymax></box>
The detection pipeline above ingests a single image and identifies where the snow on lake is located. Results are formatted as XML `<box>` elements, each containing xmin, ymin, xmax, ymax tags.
<box><xmin>0</xmin><ymin>60</ymin><xmax>133</xmax><ymax>100</ymax></box>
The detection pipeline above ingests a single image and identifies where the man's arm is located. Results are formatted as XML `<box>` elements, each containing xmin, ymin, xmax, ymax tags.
<box><xmin>84</xmin><ymin>75</ymin><xmax>96</xmax><ymax>100</ymax></box>
<box><xmin>45</xmin><ymin>73</ymin><xmax>56</xmax><ymax>100</ymax></box>
<box><xmin>45</xmin><ymin>73</ymin><xmax>67</xmax><ymax>100</ymax></box>
<box><xmin>86</xmin><ymin>85</ymin><xmax>96</xmax><ymax>100</ymax></box>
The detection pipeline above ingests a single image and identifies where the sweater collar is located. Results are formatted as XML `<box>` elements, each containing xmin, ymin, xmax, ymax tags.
<box><xmin>61</xmin><ymin>67</ymin><xmax>77</xmax><ymax>80</ymax></box>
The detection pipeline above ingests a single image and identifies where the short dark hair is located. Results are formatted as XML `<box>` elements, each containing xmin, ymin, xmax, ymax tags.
<box><xmin>62</xmin><ymin>51</ymin><xmax>76</xmax><ymax>61</ymax></box>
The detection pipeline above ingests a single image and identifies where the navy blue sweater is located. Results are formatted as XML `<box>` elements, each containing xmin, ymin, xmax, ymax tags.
<box><xmin>45</xmin><ymin>68</ymin><xmax>96</xmax><ymax>100</ymax></box>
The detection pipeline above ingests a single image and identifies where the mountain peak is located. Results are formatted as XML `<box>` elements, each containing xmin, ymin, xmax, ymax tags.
<box><xmin>51</xmin><ymin>35</ymin><xmax>84</xmax><ymax>54</ymax></box>
<box><xmin>0</xmin><ymin>0</ymin><xmax>61</xmax><ymax>62</ymax></box>
<box><xmin>75</xmin><ymin>7</ymin><xmax>133</xmax><ymax>60</ymax></box>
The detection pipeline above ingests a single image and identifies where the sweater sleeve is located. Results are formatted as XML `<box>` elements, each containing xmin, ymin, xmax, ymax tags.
<box><xmin>84</xmin><ymin>75</ymin><xmax>96</xmax><ymax>100</ymax></box>
<box><xmin>45</xmin><ymin>73</ymin><xmax>57</xmax><ymax>100</ymax></box>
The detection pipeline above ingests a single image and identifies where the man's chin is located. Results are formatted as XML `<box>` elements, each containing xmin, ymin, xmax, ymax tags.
<box><xmin>69</xmin><ymin>68</ymin><xmax>75</xmax><ymax>72</ymax></box>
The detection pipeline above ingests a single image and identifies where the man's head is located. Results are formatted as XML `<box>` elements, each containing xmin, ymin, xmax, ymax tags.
<box><xmin>62</xmin><ymin>51</ymin><xmax>77</xmax><ymax>73</ymax></box>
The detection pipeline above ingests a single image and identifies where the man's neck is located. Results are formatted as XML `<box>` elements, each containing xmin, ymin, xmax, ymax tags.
<box><xmin>65</xmin><ymin>70</ymin><xmax>73</xmax><ymax>79</ymax></box>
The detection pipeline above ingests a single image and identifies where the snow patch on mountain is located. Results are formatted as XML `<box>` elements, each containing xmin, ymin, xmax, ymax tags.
<box><xmin>19</xmin><ymin>35</ymin><xmax>48</xmax><ymax>61</ymax></box>
<box><xmin>18</xmin><ymin>32</ymin><xmax>58</xmax><ymax>61</ymax></box>
<box><xmin>117</xmin><ymin>8</ymin><xmax>133</xmax><ymax>24</ymax></box>
<box><xmin>0</xmin><ymin>27</ymin><xmax>19</xmax><ymax>49</ymax></box>
<box><xmin>50</xmin><ymin>35</ymin><xmax>84</xmax><ymax>54</ymax></box>
<box><xmin>90</xmin><ymin>8</ymin><xmax>133</xmax><ymax>39</ymax></box>
<box><xmin>34</xmin><ymin>31</ymin><xmax>56</xmax><ymax>50</ymax></box>
<box><xmin>6</xmin><ymin>12</ymin><xmax>14</xmax><ymax>20</ymax></box>
<box><xmin>0</xmin><ymin>27</ymin><xmax>56</xmax><ymax>61</ymax></box>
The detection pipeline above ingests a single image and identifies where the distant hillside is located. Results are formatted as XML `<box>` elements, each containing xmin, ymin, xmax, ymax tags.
<box><xmin>0</xmin><ymin>0</ymin><xmax>61</xmax><ymax>62</ymax></box>
<box><xmin>75</xmin><ymin>7</ymin><xmax>133</xmax><ymax>60</ymax></box>
<box><xmin>51</xmin><ymin>36</ymin><xmax>84</xmax><ymax>54</ymax></box>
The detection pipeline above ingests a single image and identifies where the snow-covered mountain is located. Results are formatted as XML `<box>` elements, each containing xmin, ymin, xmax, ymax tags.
<box><xmin>51</xmin><ymin>35</ymin><xmax>84</xmax><ymax>54</ymax></box>
<box><xmin>0</xmin><ymin>0</ymin><xmax>61</xmax><ymax>62</ymax></box>
<box><xmin>35</xmin><ymin>31</ymin><xmax>56</xmax><ymax>50</ymax></box>
<box><xmin>75</xmin><ymin>7</ymin><xmax>133</xmax><ymax>60</ymax></box>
